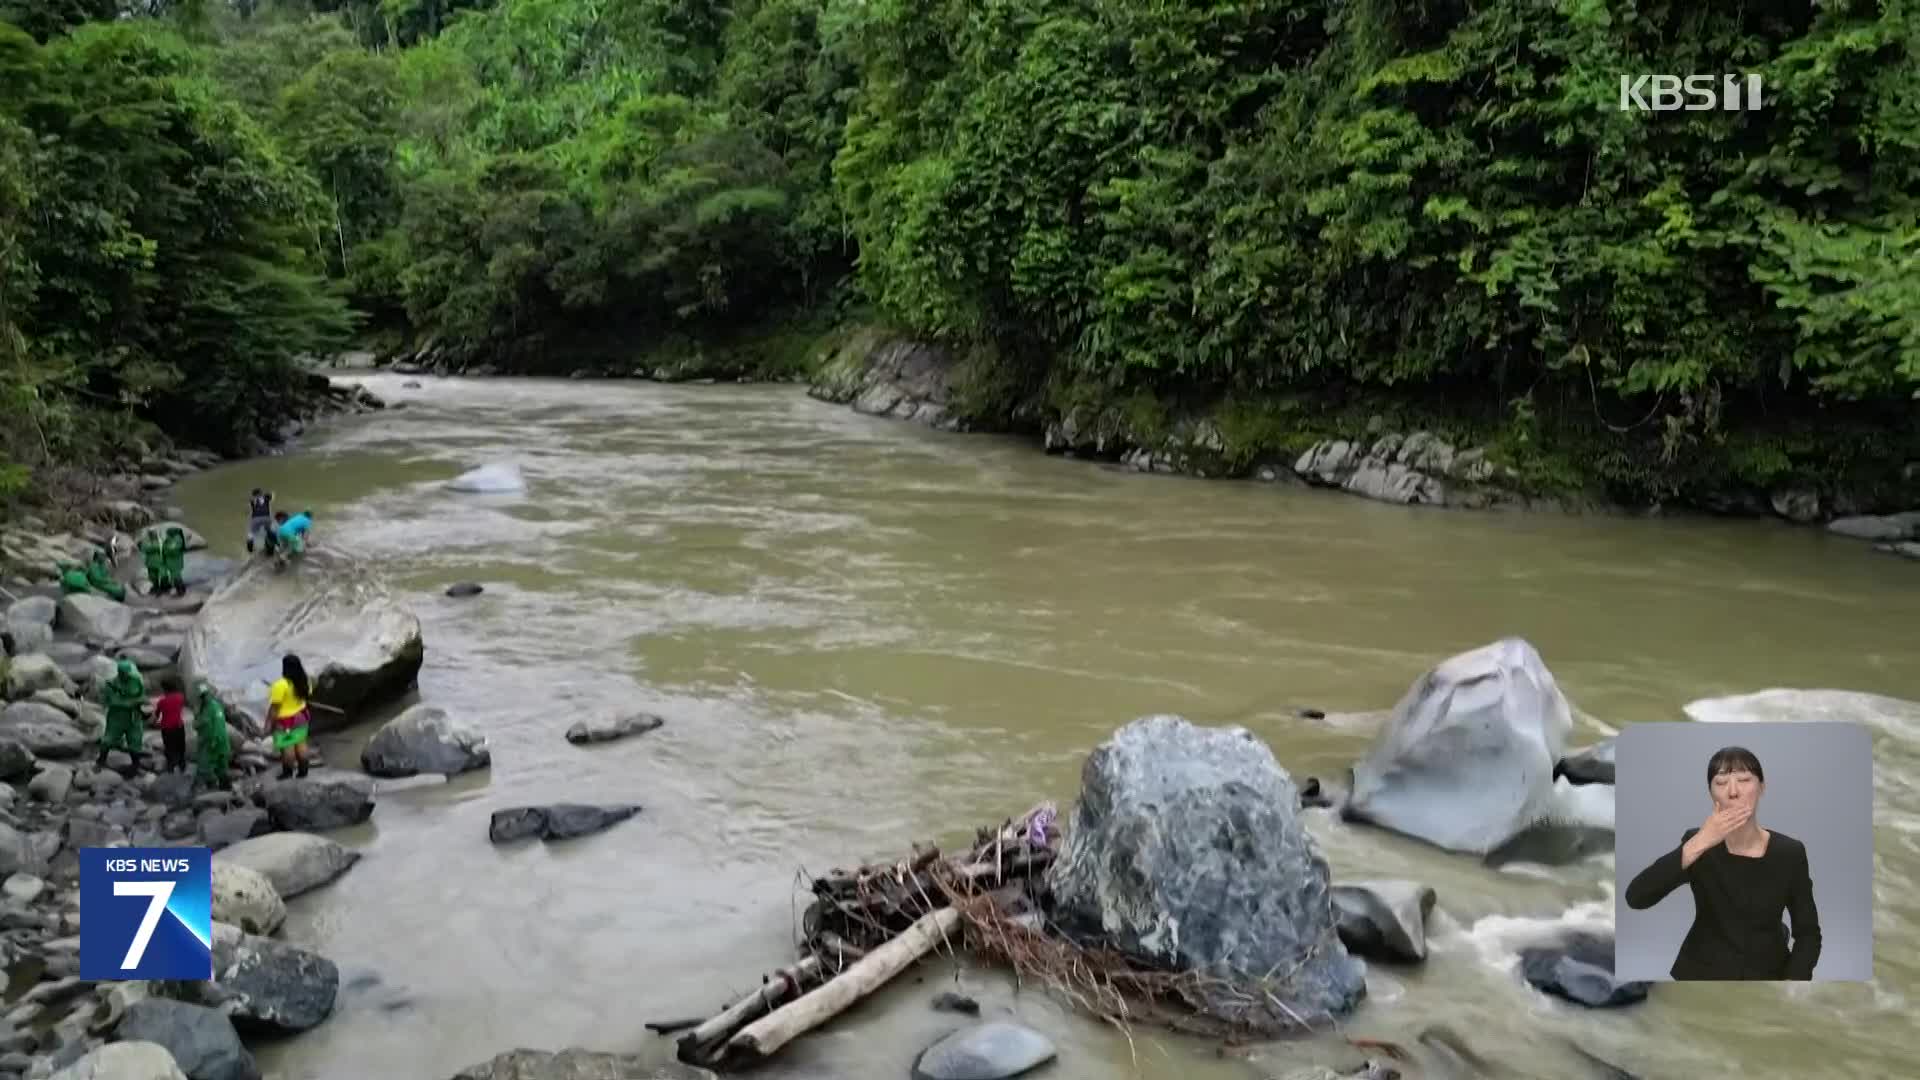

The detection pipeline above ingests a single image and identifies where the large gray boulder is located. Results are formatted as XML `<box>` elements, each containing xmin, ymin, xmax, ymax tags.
<box><xmin>187</xmin><ymin>922</ymin><xmax>338</xmax><ymax>1033</ymax></box>
<box><xmin>58</xmin><ymin>592</ymin><xmax>134</xmax><ymax>643</ymax></box>
<box><xmin>1341</xmin><ymin>638</ymin><xmax>1573</xmax><ymax>855</ymax></box>
<box><xmin>211</xmin><ymin>862</ymin><xmax>286</xmax><ymax>936</ymax></box>
<box><xmin>116</xmin><ymin>998</ymin><xmax>261</xmax><ymax>1080</ymax></box>
<box><xmin>1</xmin><ymin>700</ymin><xmax>89</xmax><ymax>758</ymax></box>
<box><xmin>1047</xmin><ymin>714</ymin><xmax>1365</xmax><ymax>1033</ymax></box>
<box><xmin>48</xmin><ymin>1041</ymin><xmax>188</xmax><ymax>1080</ymax></box>
<box><xmin>5</xmin><ymin>595</ymin><xmax>57</xmax><ymax>655</ymax></box>
<box><xmin>215</xmin><ymin>832</ymin><xmax>359</xmax><ymax>899</ymax></box>
<box><xmin>6</xmin><ymin>652</ymin><xmax>74</xmax><ymax>700</ymax></box>
<box><xmin>180</xmin><ymin>555</ymin><xmax>423</xmax><ymax>733</ymax></box>
<box><xmin>361</xmin><ymin>704</ymin><xmax>491</xmax><ymax>777</ymax></box>
<box><xmin>450</xmin><ymin>1050</ymin><xmax>714</xmax><ymax>1080</ymax></box>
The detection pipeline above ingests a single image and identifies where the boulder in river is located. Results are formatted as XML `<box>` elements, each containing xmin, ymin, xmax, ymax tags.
<box><xmin>450</xmin><ymin>1049</ymin><xmax>715</xmax><ymax>1080</ymax></box>
<box><xmin>488</xmin><ymin>804</ymin><xmax>640</xmax><ymax>844</ymax></box>
<box><xmin>564</xmin><ymin>712</ymin><xmax>664</xmax><ymax>745</ymax></box>
<box><xmin>211</xmin><ymin>862</ymin><xmax>286</xmax><ymax>936</ymax></box>
<box><xmin>215</xmin><ymin>832</ymin><xmax>360</xmax><ymax>899</ymax></box>
<box><xmin>1331</xmin><ymin>880</ymin><xmax>1438</xmax><ymax>964</ymax></box>
<box><xmin>361</xmin><ymin>704</ymin><xmax>491</xmax><ymax>777</ymax></box>
<box><xmin>1518</xmin><ymin>930</ymin><xmax>1649</xmax><ymax>1008</ymax></box>
<box><xmin>912</xmin><ymin>1021</ymin><xmax>1057</xmax><ymax>1080</ymax></box>
<box><xmin>444</xmin><ymin>582</ymin><xmax>484</xmax><ymax>597</ymax></box>
<box><xmin>190</xmin><ymin>921</ymin><xmax>339</xmax><ymax>1033</ymax></box>
<box><xmin>116</xmin><ymin>998</ymin><xmax>260</xmax><ymax>1080</ymax></box>
<box><xmin>1342</xmin><ymin>638</ymin><xmax>1574</xmax><ymax>855</ymax></box>
<box><xmin>181</xmin><ymin>556</ymin><xmax>424</xmax><ymax>733</ymax></box>
<box><xmin>1047</xmin><ymin>714</ymin><xmax>1366</xmax><ymax>1032</ymax></box>
<box><xmin>58</xmin><ymin>592</ymin><xmax>134</xmax><ymax>643</ymax></box>
<box><xmin>48</xmin><ymin>1041</ymin><xmax>189</xmax><ymax>1080</ymax></box>
<box><xmin>245</xmin><ymin>769</ymin><xmax>375</xmax><ymax>831</ymax></box>
<box><xmin>445</xmin><ymin>463</ymin><xmax>526</xmax><ymax>494</ymax></box>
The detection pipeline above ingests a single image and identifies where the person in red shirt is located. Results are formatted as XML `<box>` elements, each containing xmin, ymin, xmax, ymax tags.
<box><xmin>151</xmin><ymin>674</ymin><xmax>189</xmax><ymax>773</ymax></box>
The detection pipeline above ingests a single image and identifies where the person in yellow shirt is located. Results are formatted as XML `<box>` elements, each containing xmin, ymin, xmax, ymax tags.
<box><xmin>268</xmin><ymin>654</ymin><xmax>314</xmax><ymax>779</ymax></box>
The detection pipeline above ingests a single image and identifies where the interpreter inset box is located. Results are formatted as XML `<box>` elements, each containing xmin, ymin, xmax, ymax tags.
<box><xmin>1614</xmin><ymin>721</ymin><xmax>1872</xmax><ymax>982</ymax></box>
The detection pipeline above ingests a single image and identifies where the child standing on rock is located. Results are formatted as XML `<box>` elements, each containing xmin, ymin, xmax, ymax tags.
<box><xmin>97</xmin><ymin>658</ymin><xmax>147</xmax><ymax>769</ymax></box>
<box><xmin>269</xmin><ymin>653</ymin><xmax>313</xmax><ymax>779</ymax></box>
<box><xmin>152</xmin><ymin>673</ymin><xmax>188</xmax><ymax>772</ymax></box>
<box><xmin>192</xmin><ymin>679</ymin><xmax>232</xmax><ymax>789</ymax></box>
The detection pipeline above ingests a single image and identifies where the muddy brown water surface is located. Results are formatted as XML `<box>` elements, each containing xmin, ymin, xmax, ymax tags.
<box><xmin>168</xmin><ymin>373</ymin><xmax>1920</xmax><ymax>1080</ymax></box>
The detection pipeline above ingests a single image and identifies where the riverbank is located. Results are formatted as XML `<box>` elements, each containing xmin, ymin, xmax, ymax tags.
<box><xmin>357</xmin><ymin>322</ymin><xmax>1920</xmax><ymax>562</ymax></box>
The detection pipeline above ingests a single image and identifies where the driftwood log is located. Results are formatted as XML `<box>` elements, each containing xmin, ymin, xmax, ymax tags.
<box><xmin>675</xmin><ymin>804</ymin><xmax>1058</xmax><ymax>1069</ymax></box>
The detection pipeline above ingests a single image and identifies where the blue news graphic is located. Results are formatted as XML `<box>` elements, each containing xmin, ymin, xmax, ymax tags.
<box><xmin>79</xmin><ymin>847</ymin><xmax>213</xmax><ymax>981</ymax></box>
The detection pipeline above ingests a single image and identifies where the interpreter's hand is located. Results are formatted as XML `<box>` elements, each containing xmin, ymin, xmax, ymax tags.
<box><xmin>1695</xmin><ymin>803</ymin><xmax>1754</xmax><ymax>849</ymax></box>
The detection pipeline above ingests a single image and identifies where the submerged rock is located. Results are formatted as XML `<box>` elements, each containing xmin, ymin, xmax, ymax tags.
<box><xmin>116</xmin><ymin>998</ymin><xmax>261</xmax><ymax>1080</ymax></box>
<box><xmin>446</xmin><ymin>463</ymin><xmax>526</xmax><ymax>494</ymax></box>
<box><xmin>1519</xmin><ymin>931</ymin><xmax>1648</xmax><ymax>1009</ymax></box>
<box><xmin>450</xmin><ymin>1049</ymin><xmax>715</xmax><ymax>1080</ymax></box>
<box><xmin>1554</xmin><ymin>737</ymin><xmax>1617</xmax><ymax>785</ymax></box>
<box><xmin>1047</xmin><ymin>714</ymin><xmax>1365</xmax><ymax>1032</ymax></box>
<box><xmin>361</xmin><ymin>704</ymin><xmax>491</xmax><ymax>777</ymax></box>
<box><xmin>564</xmin><ymin>712</ymin><xmax>664</xmax><ymax>745</ymax></box>
<box><xmin>1331</xmin><ymin>880</ymin><xmax>1437</xmax><ymax>964</ymax></box>
<box><xmin>444</xmin><ymin>582</ymin><xmax>484</xmax><ymax>598</ymax></box>
<box><xmin>912</xmin><ymin>1021</ymin><xmax>1057</xmax><ymax>1080</ymax></box>
<box><xmin>1342</xmin><ymin>638</ymin><xmax>1574</xmax><ymax>855</ymax></box>
<box><xmin>487</xmin><ymin>804</ymin><xmax>640</xmax><ymax>843</ymax></box>
<box><xmin>216</xmin><ymin>832</ymin><xmax>360</xmax><ymax>900</ymax></box>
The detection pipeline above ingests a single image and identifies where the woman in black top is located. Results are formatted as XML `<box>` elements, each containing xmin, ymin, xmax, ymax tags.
<box><xmin>1625</xmin><ymin>746</ymin><xmax>1821</xmax><ymax>980</ymax></box>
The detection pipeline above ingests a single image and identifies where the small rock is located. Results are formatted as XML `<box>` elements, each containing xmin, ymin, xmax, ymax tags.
<box><xmin>912</xmin><ymin>1021</ymin><xmax>1057</xmax><ymax>1080</ymax></box>
<box><xmin>444</xmin><ymin>583</ymin><xmax>483</xmax><ymax>598</ymax></box>
<box><xmin>487</xmin><ymin>804</ymin><xmax>640</xmax><ymax>844</ymax></box>
<box><xmin>115</xmin><ymin>998</ymin><xmax>259</xmax><ymax>1080</ymax></box>
<box><xmin>210</xmin><ymin>863</ymin><xmax>285</xmax><ymax>937</ymax></box>
<box><xmin>0</xmin><ymin>737</ymin><xmax>34</xmax><ymax>781</ymax></box>
<box><xmin>1331</xmin><ymin>881</ymin><xmax>1437</xmax><ymax>964</ymax></box>
<box><xmin>47</xmin><ymin>1040</ymin><xmax>188</xmax><ymax>1080</ymax></box>
<box><xmin>930</xmin><ymin>991</ymin><xmax>980</xmax><ymax>1015</ymax></box>
<box><xmin>28</xmin><ymin>765</ymin><xmax>74</xmax><ymax>804</ymax></box>
<box><xmin>214</xmin><ymin>833</ymin><xmax>359</xmax><ymax>900</ymax></box>
<box><xmin>2</xmin><ymin>874</ymin><xmax>44</xmax><ymax>903</ymax></box>
<box><xmin>448</xmin><ymin>1049</ymin><xmax>715</xmax><ymax>1080</ymax></box>
<box><xmin>1518</xmin><ymin>932</ymin><xmax>1649</xmax><ymax>1008</ymax></box>
<box><xmin>563</xmin><ymin>713</ymin><xmax>664</xmax><ymax>745</ymax></box>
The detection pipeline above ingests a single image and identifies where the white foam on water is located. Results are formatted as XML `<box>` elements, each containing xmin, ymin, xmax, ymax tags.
<box><xmin>1683</xmin><ymin>688</ymin><xmax>1920</xmax><ymax>743</ymax></box>
<box><xmin>1442</xmin><ymin>886</ymin><xmax>1616</xmax><ymax>977</ymax></box>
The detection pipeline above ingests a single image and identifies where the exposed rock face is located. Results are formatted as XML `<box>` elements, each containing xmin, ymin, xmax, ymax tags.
<box><xmin>360</xmin><ymin>704</ymin><xmax>491</xmax><ymax>777</ymax></box>
<box><xmin>808</xmin><ymin>331</ymin><xmax>966</xmax><ymax>431</ymax></box>
<box><xmin>180</xmin><ymin>556</ymin><xmax>424</xmax><ymax>732</ymax></box>
<box><xmin>1047</xmin><ymin>714</ymin><xmax>1366</xmax><ymax>1033</ymax></box>
<box><xmin>1342</xmin><ymin>638</ymin><xmax>1574</xmax><ymax>855</ymax></box>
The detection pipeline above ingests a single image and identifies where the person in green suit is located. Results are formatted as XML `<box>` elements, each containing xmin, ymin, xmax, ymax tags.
<box><xmin>97</xmin><ymin>658</ymin><xmax>147</xmax><ymax>768</ymax></box>
<box><xmin>191</xmin><ymin>679</ymin><xmax>232</xmax><ymax>790</ymax></box>
<box><xmin>137</xmin><ymin>530</ymin><xmax>166</xmax><ymax>594</ymax></box>
<box><xmin>55</xmin><ymin>560</ymin><xmax>92</xmax><ymax>595</ymax></box>
<box><xmin>160</xmin><ymin>527</ymin><xmax>188</xmax><ymax>596</ymax></box>
<box><xmin>84</xmin><ymin>548</ymin><xmax>125</xmax><ymax>602</ymax></box>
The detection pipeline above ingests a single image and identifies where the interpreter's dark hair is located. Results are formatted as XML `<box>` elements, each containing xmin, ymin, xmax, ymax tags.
<box><xmin>282</xmin><ymin>654</ymin><xmax>310</xmax><ymax>701</ymax></box>
<box><xmin>1706</xmin><ymin>746</ymin><xmax>1764</xmax><ymax>787</ymax></box>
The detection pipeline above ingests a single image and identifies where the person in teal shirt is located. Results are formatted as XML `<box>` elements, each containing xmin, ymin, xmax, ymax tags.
<box><xmin>274</xmin><ymin>510</ymin><xmax>313</xmax><ymax>560</ymax></box>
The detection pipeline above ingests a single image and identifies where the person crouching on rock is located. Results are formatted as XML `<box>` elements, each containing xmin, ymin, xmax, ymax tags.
<box><xmin>274</xmin><ymin>508</ymin><xmax>313</xmax><ymax>562</ymax></box>
<box><xmin>85</xmin><ymin>547</ymin><xmax>126</xmax><ymax>602</ymax></box>
<box><xmin>97</xmin><ymin>658</ymin><xmax>147</xmax><ymax>769</ymax></box>
<box><xmin>192</xmin><ymin>679</ymin><xmax>232</xmax><ymax>789</ymax></box>
<box><xmin>152</xmin><ymin>673</ymin><xmax>189</xmax><ymax>772</ymax></box>
<box><xmin>269</xmin><ymin>653</ymin><xmax>314</xmax><ymax>779</ymax></box>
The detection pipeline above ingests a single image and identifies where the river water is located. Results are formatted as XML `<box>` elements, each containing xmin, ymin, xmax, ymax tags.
<box><xmin>168</xmin><ymin>373</ymin><xmax>1920</xmax><ymax>1080</ymax></box>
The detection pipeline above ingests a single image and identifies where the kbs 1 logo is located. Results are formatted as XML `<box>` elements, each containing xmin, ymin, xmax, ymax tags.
<box><xmin>1619</xmin><ymin>74</ymin><xmax>1765</xmax><ymax>112</ymax></box>
<box><xmin>79</xmin><ymin>847</ymin><xmax>213</xmax><ymax>981</ymax></box>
